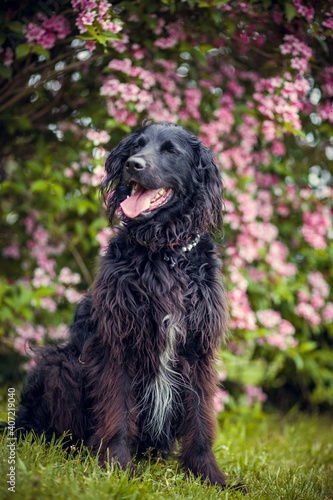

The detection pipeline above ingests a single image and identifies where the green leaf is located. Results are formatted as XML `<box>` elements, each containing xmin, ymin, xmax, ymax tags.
<box><xmin>17</xmin><ymin>458</ymin><xmax>27</xmax><ymax>473</ymax></box>
<box><xmin>0</xmin><ymin>306</ymin><xmax>13</xmax><ymax>320</ymax></box>
<box><xmin>8</xmin><ymin>21</ymin><xmax>23</xmax><ymax>34</ymax></box>
<box><xmin>50</xmin><ymin>183</ymin><xmax>64</xmax><ymax>197</ymax></box>
<box><xmin>100</xmin><ymin>31</ymin><xmax>120</xmax><ymax>40</ymax></box>
<box><xmin>284</xmin><ymin>123</ymin><xmax>306</xmax><ymax>138</ymax></box>
<box><xmin>16</xmin><ymin>43</ymin><xmax>30</xmax><ymax>59</ymax></box>
<box><xmin>32</xmin><ymin>45</ymin><xmax>50</xmax><ymax>60</ymax></box>
<box><xmin>31</xmin><ymin>180</ymin><xmax>50</xmax><ymax>192</ymax></box>
<box><xmin>299</xmin><ymin>341</ymin><xmax>317</xmax><ymax>353</ymax></box>
<box><xmin>0</xmin><ymin>63</ymin><xmax>12</xmax><ymax>79</ymax></box>
<box><xmin>285</xmin><ymin>3</ymin><xmax>297</xmax><ymax>22</ymax></box>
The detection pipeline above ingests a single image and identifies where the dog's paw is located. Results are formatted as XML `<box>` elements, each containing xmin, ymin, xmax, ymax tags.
<box><xmin>226</xmin><ymin>479</ymin><xmax>249</xmax><ymax>495</ymax></box>
<box><xmin>99</xmin><ymin>446</ymin><xmax>132</xmax><ymax>472</ymax></box>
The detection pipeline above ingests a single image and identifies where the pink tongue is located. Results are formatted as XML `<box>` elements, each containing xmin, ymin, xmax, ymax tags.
<box><xmin>120</xmin><ymin>187</ymin><xmax>160</xmax><ymax>218</ymax></box>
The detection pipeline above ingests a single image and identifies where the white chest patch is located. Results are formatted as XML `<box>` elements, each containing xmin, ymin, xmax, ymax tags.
<box><xmin>140</xmin><ymin>313</ymin><xmax>186</xmax><ymax>440</ymax></box>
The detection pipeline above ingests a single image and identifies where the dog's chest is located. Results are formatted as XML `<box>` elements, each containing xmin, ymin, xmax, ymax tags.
<box><xmin>138</xmin><ymin>313</ymin><xmax>185</xmax><ymax>439</ymax></box>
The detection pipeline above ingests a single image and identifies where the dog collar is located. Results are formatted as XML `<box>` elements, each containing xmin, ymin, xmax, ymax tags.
<box><xmin>163</xmin><ymin>234</ymin><xmax>201</xmax><ymax>269</ymax></box>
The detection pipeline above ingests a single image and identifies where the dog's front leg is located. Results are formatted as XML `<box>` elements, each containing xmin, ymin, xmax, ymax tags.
<box><xmin>84</xmin><ymin>358</ymin><xmax>137</xmax><ymax>471</ymax></box>
<box><xmin>179</xmin><ymin>371</ymin><xmax>227</xmax><ymax>487</ymax></box>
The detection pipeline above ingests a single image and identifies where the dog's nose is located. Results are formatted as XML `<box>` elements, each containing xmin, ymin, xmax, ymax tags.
<box><xmin>126</xmin><ymin>156</ymin><xmax>146</xmax><ymax>172</ymax></box>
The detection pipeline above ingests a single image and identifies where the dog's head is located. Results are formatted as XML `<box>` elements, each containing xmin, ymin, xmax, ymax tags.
<box><xmin>102</xmin><ymin>122</ymin><xmax>223</xmax><ymax>233</ymax></box>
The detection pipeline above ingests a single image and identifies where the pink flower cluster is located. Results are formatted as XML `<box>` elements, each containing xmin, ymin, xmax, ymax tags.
<box><xmin>73</xmin><ymin>0</ymin><xmax>122</xmax><ymax>35</ymax></box>
<box><xmin>14</xmin><ymin>323</ymin><xmax>46</xmax><ymax>356</ymax></box>
<box><xmin>26</xmin><ymin>217</ymin><xmax>60</xmax><ymax>279</ymax></box>
<box><xmin>154</xmin><ymin>20</ymin><xmax>185</xmax><ymax>49</ymax></box>
<box><xmin>2</xmin><ymin>242</ymin><xmax>20</xmax><ymax>259</ymax></box>
<box><xmin>244</xmin><ymin>385</ymin><xmax>267</xmax><ymax>407</ymax></box>
<box><xmin>24</xmin><ymin>14</ymin><xmax>70</xmax><ymax>49</ymax></box>
<box><xmin>0</xmin><ymin>47</ymin><xmax>14</xmax><ymax>67</ymax></box>
<box><xmin>214</xmin><ymin>388</ymin><xmax>230</xmax><ymax>412</ymax></box>
<box><xmin>101</xmin><ymin>55</ymin><xmax>187</xmax><ymax>125</ymax></box>
<box><xmin>96</xmin><ymin>227</ymin><xmax>113</xmax><ymax>254</ymax></box>
<box><xmin>292</xmin><ymin>0</ymin><xmax>314</xmax><ymax>23</ymax></box>
<box><xmin>300</xmin><ymin>206</ymin><xmax>332</xmax><ymax>250</ymax></box>
<box><xmin>295</xmin><ymin>272</ymin><xmax>331</xmax><ymax>327</ymax></box>
<box><xmin>322</xmin><ymin>7</ymin><xmax>333</xmax><ymax>30</ymax></box>
<box><xmin>280</xmin><ymin>35</ymin><xmax>312</xmax><ymax>74</ymax></box>
<box><xmin>265</xmin><ymin>241</ymin><xmax>297</xmax><ymax>278</ymax></box>
<box><xmin>228</xmin><ymin>286</ymin><xmax>258</xmax><ymax>331</ymax></box>
<box><xmin>86</xmin><ymin>128</ymin><xmax>110</xmax><ymax>145</ymax></box>
<box><xmin>257</xmin><ymin>309</ymin><xmax>297</xmax><ymax>350</ymax></box>
<box><xmin>253</xmin><ymin>74</ymin><xmax>310</xmax><ymax>132</ymax></box>
<box><xmin>201</xmin><ymin>108</ymin><xmax>234</xmax><ymax>145</ymax></box>
<box><xmin>58</xmin><ymin>267</ymin><xmax>81</xmax><ymax>285</ymax></box>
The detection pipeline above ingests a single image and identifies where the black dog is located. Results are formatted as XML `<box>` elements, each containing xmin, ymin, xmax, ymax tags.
<box><xmin>17</xmin><ymin>122</ymin><xmax>230</xmax><ymax>487</ymax></box>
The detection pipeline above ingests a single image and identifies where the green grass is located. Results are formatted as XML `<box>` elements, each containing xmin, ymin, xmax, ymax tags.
<box><xmin>0</xmin><ymin>395</ymin><xmax>332</xmax><ymax>499</ymax></box>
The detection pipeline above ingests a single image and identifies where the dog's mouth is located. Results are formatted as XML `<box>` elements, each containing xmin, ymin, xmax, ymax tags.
<box><xmin>120</xmin><ymin>182</ymin><xmax>173</xmax><ymax>219</ymax></box>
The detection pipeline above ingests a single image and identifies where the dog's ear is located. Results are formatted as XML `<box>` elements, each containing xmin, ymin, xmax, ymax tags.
<box><xmin>195</xmin><ymin>143</ymin><xmax>224</xmax><ymax>233</ymax></box>
<box><xmin>101</xmin><ymin>131</ymin><xmax>138</xmax><ymax>222</ymax></box>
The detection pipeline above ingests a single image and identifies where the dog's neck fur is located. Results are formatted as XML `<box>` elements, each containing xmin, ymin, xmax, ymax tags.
<box><xmin>121</xmin><ymin>211</ymin><xmax>208</xmax><ymax>253</ymax></box>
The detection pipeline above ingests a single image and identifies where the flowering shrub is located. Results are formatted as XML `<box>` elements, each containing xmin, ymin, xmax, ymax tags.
<box><xmin>0</xmin><ymin>0</ymin><xmax>332</xmax><ymax>410</ymax></box>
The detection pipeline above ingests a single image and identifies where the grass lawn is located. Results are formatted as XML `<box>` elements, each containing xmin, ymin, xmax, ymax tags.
<box><xmin>0</xmin><ymin>391</ymin><xmax>332</xmax><ymax>500</ymax></box>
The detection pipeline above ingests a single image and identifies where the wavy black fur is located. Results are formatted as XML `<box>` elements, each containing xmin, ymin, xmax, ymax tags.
<box><xmin>17</xmin><ymin>122</ymin><xmax>230</xmax><ymax>487</ymax></box>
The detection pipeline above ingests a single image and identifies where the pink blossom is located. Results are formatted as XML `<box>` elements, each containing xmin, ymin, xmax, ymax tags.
<box><xmin>154</xmin><ymin>37</ymin><xmax>177</xmax><ymax>49</ymax></box>
<box><xmin>266</xmin><ymin>333</ymin><xmax>289</xmax><ymax>349</ymax></box>
<box><xmin>85</xmin><ymin>40</ymin><xmax>96</xmax><ymax>52</ymax></box>
<box><xmin>272</xmin><ymin>141</ymin><xmax>285</xmax><ymax>156</ymax></box>
<box><xmin>64</xmin><ymin>168</ymin><xmax>74</xmax><ymax>178</ymax></box>
<box><xmin>277</xmin><ymin>205</ymin><xmax>289</xmax><ymax>216</ymax></box>
<box><xmin>266</xmin><ymin>241</ymin><xmax>297</xmax><ymax>277</ymax></box>
<box><xmin>257</xmin><ymin>309</ymin><xmax>282</xmax><ymax>328</ymax></box>
<box><xmin>40</xmin><ymin>296</ymin><xmax>57</xmax><ymax>312</ymax></box>
<box><xmin>96</xmin><ymin>227</ymin><xmax>113</xmax><ymax>254</ymax></box>
<box><xmin>91</xmin><ymin>165</ymin><xmax>104</xmax><ymax>187</ymax></box>
<box><xmin>214</xmin><ymin>389</ymin><xmax>229</xmax><ymax>412</ymax></box>
<box><xmin>100</xmin><ymin>19</ymin><xmax>122</xmax><ymax>33</ymax></box>
<box><xmin>238</xmin><ymin>193</ymin><xmax>258</xmax><ymax>222</ymax></box>
<box><xmin>58</xmin><ymin>267</ymin><xmax>81</xmax><ymax>285</ymax></box>
<box><xmin>293</xmin><ymin>0</ymin><xmax>314</xmax><ymax>23</ymax></box>
<box><xmin>86</xmin><ymin>128</ymin><xmax>110</xmax><ymax>145</ymax></box>
<box><xmin>80</xmin><ymin>172</ymin><xmax>91</xmax><ymax>184</ymax></box>
<box><xmin>98</xmin><ymin>1</ymin><xmax>111</xmax><ymax>18</ymax></box>
<box><xmin>308</xmin><ymin>272</ymin><xmax>330</xmax><ymax>297</ymax></box>
<box><xmin>228</xmin><ymin>287</ymin><xmax>257</xmax><ymax>331</ymax></box>
<box><xmin>24</xmin><ymin>22</ymin><xmax>46</xmax><ymax>44</ymax></box>
<box><xmin>262</xmin><ymin>120</ymin><xmax>277</xmax><ymax>142</ymax></box>
<box><xmin>108</xmin><ymin>58</ymin><xmax>132</xmax><ymax>73</ymax></box>
<box><xmin>39</xmin><ymin>32</ymin><xmax>56</xmax><ymax>49</ymax></box>
<box><xmin>244</xmin><ymin>385</ymin><xmax>267</xmax><ymax>406</ymax></box>
<box><xmin>3</xmin><ymin>242</ymin><xmax>20</xmax><ymax>259</ymax></box>
<box><xmin>237</xmin><ymin>234</ymin><xmax>260</xmax><ymax>262</ymax></box>
<box><xmin>248</xmin><ymin>267</ymin><xmax>266</xmax><ymax>281</ymax></box>
<box><xmin>295</xmin><ymin>302</ymin><xmax>321</xmax><ymax>326</ymax></box>
<box><xmin>323</xmin><ymin>303</ymin><xmax>333</xmax><ymax>322</ymax></box>
<box><xmin>279</xmin><ymin>320</ymin><xmax>295</xmax><ymax>336</ymax></box>
<box><xmin>32</xmin><ymin>268</ymin><xmax>53</xmax><ymax>288</ymax></box>
<box><xmin>48</xmin><ymin>324</ymin><xmax>68</xmax><ymax>339</ymax></box>
<box><xmin>65</xmin><ymin>288</ymin><xmax>83</xmax><ymax>303</ymax></box>
<box><xmin>3</xmin><ymin>47</ymin><xmax>14</xmax><ymax>67</ymax></box>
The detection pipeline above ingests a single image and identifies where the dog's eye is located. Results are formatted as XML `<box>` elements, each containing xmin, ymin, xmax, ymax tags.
<box><xmin>160</xmin><ymin>140</ymin><xmax>178</xmax><ymax>156</ymax></box>
<box><xmin>162</xmin><ymin>149</ymin><xmax>175</xmax><ymax>155</ymax></box>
